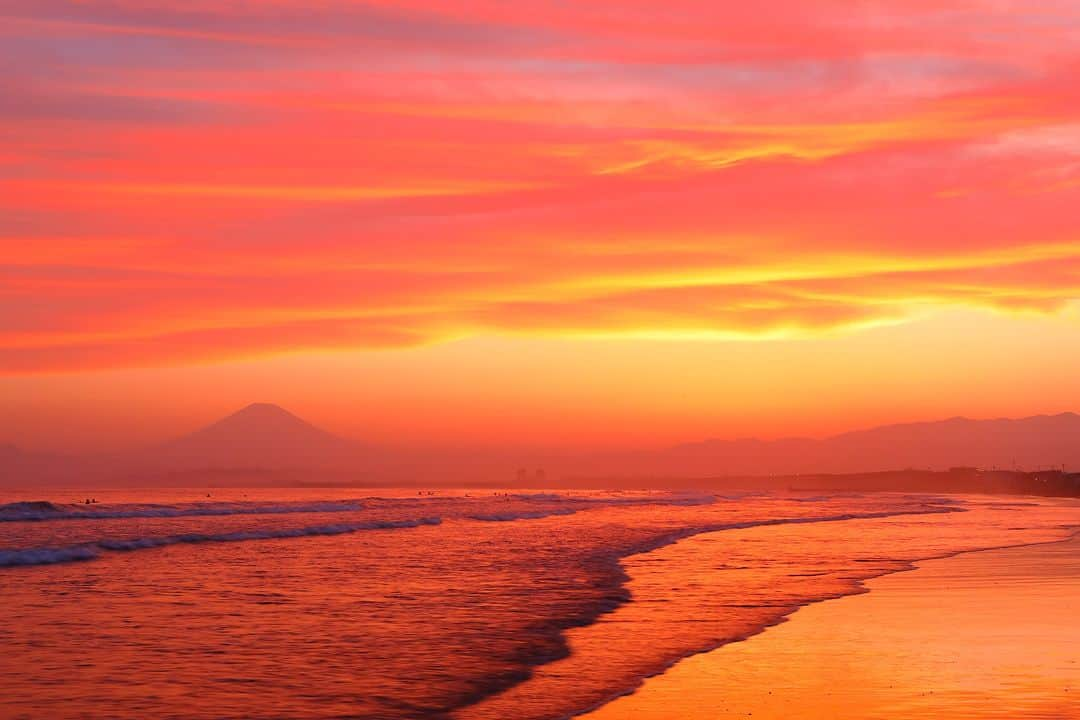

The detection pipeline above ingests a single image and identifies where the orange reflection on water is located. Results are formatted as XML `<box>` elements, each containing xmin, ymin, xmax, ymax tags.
<box><xmin>585</xmin><ymin>536</ymin><xmax>1080</xmax><ymax>719</ymax></box>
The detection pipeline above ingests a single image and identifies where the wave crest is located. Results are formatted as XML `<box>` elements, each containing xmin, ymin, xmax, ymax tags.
<box><xmin>0</xmin><ymin>500</ymin><xmax>368</xmax><ymax>522</ymax></box>
<box><xmin>0</xmin><ymin>516</ymin><xmax>442</xmax><ymax>568</ymax></box>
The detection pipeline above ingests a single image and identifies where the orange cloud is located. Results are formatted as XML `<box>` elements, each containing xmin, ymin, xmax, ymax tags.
<box><xmin>3</xmin><ymin>2</ymin><xmax>1080</xmax><ymax>373</ymax></box>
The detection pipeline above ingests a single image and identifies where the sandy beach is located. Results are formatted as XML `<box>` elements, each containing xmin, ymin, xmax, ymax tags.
<box><xmin>584</xmin><ymin>534</ymin><xmax>1080</xmax><ymax>719</ymax></box>
<box><xmin>4</xmin><ymin>493</ymin><xmax>1076</xmax><ymax>719</ymax></box>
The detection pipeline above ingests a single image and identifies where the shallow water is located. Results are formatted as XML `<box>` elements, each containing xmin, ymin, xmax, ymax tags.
<box><xmin>1</xmin><ymin>488</ymin><xmax>1076</xmax><ymax>719</ymax></box>
<box><xmin>584</xmin><ymin>534</ymin><xmax>1080</xmax><ymax>719</ymax></box>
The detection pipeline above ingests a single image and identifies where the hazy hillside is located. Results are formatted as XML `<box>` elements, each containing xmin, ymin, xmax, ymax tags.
<box><xmin>647</xmin><ymin>413</ymin><xmax>1080</xmax><ymax>476</ymax></box>
<box><xmin>3</xmin><ymin>408</ymin><xmax>1079</xmax><ymax>487</ymax></box>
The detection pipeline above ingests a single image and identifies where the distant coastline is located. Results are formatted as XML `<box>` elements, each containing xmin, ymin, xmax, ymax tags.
<box><xmin>4</xmin><ymin>405</ymin><xmax>1079</xmax><ymax>495</ymax></box>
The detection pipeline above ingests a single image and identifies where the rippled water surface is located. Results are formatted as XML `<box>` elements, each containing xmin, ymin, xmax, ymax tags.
<box><xmin>1</xmin><ymin>487</ymin><xmax>1076</xmax><ymax>719</ymax></box>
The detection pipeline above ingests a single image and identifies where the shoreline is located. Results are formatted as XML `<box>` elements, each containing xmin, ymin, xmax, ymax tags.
<box><xmin>581</xmin><ymin>531</ymin><xmax>1080</xmax><ymax>719</ymax></box>
<box><xmin>569</xmin><ymin>533</ymin><xmax>1080</xmax><ymax>720</ymax></box>
<box><xmin>456</xmin><ymin>496</ymin><xmax>1078</xmax><ymax>720</ymax></box>
<box><xmin>455</xmin><ymin>501</ymin><xmax>976</xmax><ymax>719</ymax></box>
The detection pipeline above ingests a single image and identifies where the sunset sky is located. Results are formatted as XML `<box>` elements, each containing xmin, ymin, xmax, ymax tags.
<box><xmin>3</xmin><ymin>1</ymin><xmax>1080</xmax><ymax>452</ymax></box>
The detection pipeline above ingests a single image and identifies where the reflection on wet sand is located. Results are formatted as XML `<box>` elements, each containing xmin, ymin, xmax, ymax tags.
<box><xmin>585</xmin><ymin>535</ymin><xmax>1080</xmax><ymax>719</ymax></box>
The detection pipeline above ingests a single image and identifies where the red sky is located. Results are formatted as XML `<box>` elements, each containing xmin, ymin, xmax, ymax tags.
<box><xmin>3</xmin><ymin>1</ymin><xmax>1080</xmax><ymax>452</ymax></box>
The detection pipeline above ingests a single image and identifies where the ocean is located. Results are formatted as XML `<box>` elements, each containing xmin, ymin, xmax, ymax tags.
<box><xmin>1</xmin><ymin>488</ymin><xmax>1076</xmax><ymax>719</ymax></box>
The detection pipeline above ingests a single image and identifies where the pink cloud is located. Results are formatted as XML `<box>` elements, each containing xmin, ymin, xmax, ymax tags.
<box><xmin>3</xmin><ymin>1</ymin><xmax>1080</xmax><ymax>371</ymax></box>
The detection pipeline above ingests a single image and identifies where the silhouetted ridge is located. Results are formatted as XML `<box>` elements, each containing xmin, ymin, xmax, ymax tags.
<box><xmin>196</xmin><ymin>403</ymin><xmax>331</xmax><ymax>439</ymax></box>
<box><xmin>3</xmin><ymin>409</ymin><xmax>1080</xmax><ymax>486</ymax></box>
<box><xmin>653</xmin><ymin>412</ymin><xmax>1080</xmax><ymax>475</ymax></box>
<box><xmin>158</xmin><ymin>403</ymin><xmax>361</xmax><ymax>470</ymax></box>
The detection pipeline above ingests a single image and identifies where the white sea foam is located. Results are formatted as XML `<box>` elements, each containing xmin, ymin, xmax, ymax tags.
<box><xmin>0</xmin><ymin>517</ymin><xmax>443</xmax><ymax>568</ymax></box>
<box><xmin>0</xmin><ymin>500</ymin><xmax>368</xmax><ymax>522</ymax></box>
<box><xmin>0</xmin><ymin>545</ymin><xmax>102</xmax><ymax>566</ymax></box>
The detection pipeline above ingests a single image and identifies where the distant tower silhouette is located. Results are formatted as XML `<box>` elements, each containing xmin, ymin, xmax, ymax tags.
<box><xmin>535</xmin><ymin>468</ymin><xmax>546</xmax><ymax>484</ymax></box>
<box><xmin>516</xmin><ymin>467</ymin><xmax>527</xmax><ymax>484</ymax></box>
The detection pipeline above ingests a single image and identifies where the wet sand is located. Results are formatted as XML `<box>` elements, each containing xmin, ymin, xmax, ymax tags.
<box><xmin>584</xmin><ymin>534</ymin><xmax>1080</xmax><ymax>719</ymax></box>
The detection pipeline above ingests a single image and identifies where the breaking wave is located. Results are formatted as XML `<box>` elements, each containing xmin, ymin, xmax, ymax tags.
<box><xmin>0</xmin><ymin>499</ymin><xmax>368</xmax><ymax>522</ymax></box>
<box><xmin>0</xmin><ymin>517</ymin><xmax>442</xmax><ymax>568</ymax></box>
<box><xmin>0</xmin><ymin>545</ymin><xmax>101</xmax><ymax>566</ymax></box>
<box><xmin>469</xmin><ymin>508</ymin><xmax>580</xmax><ymax>522</ymax></box>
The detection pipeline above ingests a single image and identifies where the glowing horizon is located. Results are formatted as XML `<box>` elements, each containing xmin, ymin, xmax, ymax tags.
<box><xmin>3</xmin><ymin>2</ymin><xmax>1080</xmax><ymax>450</ymax></box>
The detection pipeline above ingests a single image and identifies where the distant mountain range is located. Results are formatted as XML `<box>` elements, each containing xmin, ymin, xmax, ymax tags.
<box><xmin>642</xmin><ymin>413</ymin><xmax>1080</xmax><ymax>477</ymax></box>
<box><xmin>2</xmin><ymin>405</ymin><xmax>1079</xmax><ymax>487</ymax></box>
